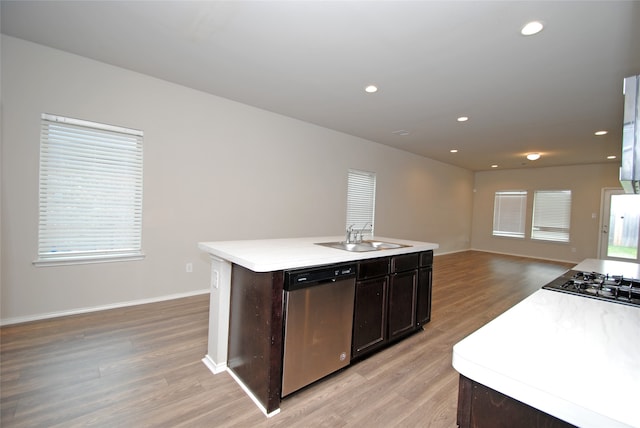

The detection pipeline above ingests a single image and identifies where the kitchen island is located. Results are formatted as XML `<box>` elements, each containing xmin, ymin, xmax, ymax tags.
<box><xmin>198</xmin><ymin>236</ymin><xmax>438</xmax><ymax>416</ymax></box>
<box><xmin>453</xmin><ymin>259</ymin><xmax>640</xmax><ymax>428</ymax></box>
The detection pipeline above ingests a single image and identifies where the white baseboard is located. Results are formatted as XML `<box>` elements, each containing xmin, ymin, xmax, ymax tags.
<box><xmin>0</xmin><ymin>289</ymin><xmax>210</xmax><ymax>326</ymax></box>
<box><xmin>433</xmin><ymin>248</ymin><xmax>469</xmax><ymax>257</ymax></box>
<box><xmin>225</xmin><ymin>367</ymin><xmax>281</xmax><ymax>418</ymax></box>
<box><xmin>468</xmin><ymin>247</ymin><xmax>576</xmax><ymax>264</ymax></box>
<box><xmin>202</xmin><ymin>354</ymin><xmax>227</xmax><ymax>374</ymax></box>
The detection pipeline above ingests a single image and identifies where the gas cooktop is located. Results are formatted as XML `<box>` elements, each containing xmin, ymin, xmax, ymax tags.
<box><xmin>543</xmin><ymin>270</ymin><xmax>640</xmax><ymax>308</ymax></box>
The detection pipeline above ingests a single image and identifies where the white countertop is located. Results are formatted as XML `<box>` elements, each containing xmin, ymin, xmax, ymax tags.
<box><xmin>198</xmin><ymin>236</ymin><xmax>438</xmax><ymax>272</ymax></box>
<box><xmin>574</xmin><ymin>258</ymin><xmax>640</xmax><ymax>279</ymax></box>
<box><xmin>453</xmin><ymin>288</ymin><xmax>640</xmax><ymax>428</ymax></box>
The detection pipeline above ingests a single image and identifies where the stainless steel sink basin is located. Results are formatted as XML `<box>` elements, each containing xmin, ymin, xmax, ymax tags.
<box><xmin>363</xmin><ymin>240</ymin><xmax>406</xmax><ymax>250</ymax></box>
<box><xmin>315</xmin><ymin>240</ymin><xmax>410</xmax><ymax>252</ymax></box>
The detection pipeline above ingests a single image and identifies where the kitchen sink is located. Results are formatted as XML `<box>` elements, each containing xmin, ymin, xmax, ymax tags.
<box><xmin>316</xmin><ymin>240</ymin><xmax>410</xmax><ymax>252</ymax></box>
<box><xmin>363</xmin><ymin>240</ymin><xmax>408</xmax><ymax>250</ymax></box>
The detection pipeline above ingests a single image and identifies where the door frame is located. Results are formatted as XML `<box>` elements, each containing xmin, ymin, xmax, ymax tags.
<box><xmin>598</xmin><ymin>187</ymin><xmax>638</xmax><ymax>261</ymax></box>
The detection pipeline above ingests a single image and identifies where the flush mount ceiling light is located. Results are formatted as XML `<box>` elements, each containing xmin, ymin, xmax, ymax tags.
<box><xmin>595</xmin><ymin>130</ymin><xmax>608</xmax><ymax>136</ymax></box>
<box><xmin>392</xmin><ymin>129</ymin><xmax>410</xmax><ymax>136</ymax></box>
<box><xmin>526</xmin><ymin>153</ymin><xmax>541</xmax><ymax>161</ymax></box>
<box><xmin>365</xmin><ymin>85</ymin><xmax>378</xmax><ymax>93</ymax></box>
<box><xmin>457</xmin><ymin>116</ymin><xmax>469</xmax><ymax>122</ymax></box>
<box><xmin>608</xmin><ymin>155</ymin><xmax>617</xmax><ymax>160</ymax></box>
<box><xmin>521</xmin><ymin>21</ymin><xmax>544</xmax><ymax>36</ymax></box>
<box><xmin>491</xmin><ymin>164</ymin><xmax>499</xmax><ymax>168</ymax></box>
<box><xmin>450</xmin><ymin>149</ymin><xmax>459</xmax><ymax>153</ymax></box>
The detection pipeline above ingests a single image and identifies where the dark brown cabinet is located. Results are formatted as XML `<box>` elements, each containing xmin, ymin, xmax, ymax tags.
<box><xmin>417</xmin><ymin>250</ymin><xmax>433</xmax><ymax>327</ymax></box>
<box><xmin>457</xmin><ymin>375</ymin><xmax>575</xmax><ymax>428</ymax></box>
<box><xmin>388</xmin><ymin>270</ymin><xmax>417</xmax><ymax>338</ymax></box>
<box><xmin>352</xmin><ymin>257</ymin><xmax>389</xmax><ymax>358</ymax></box>
<box><xmin>225</xmin><ymin>248</ymin><xmax>434</xmax><ymax>412</ymax></box>
<box><xmin>388</xmin><ymin>254</ymin><xmax>418</xmax><ymax>340</ymax></box>
<box><xmin>352</xmin><ymin>250</ymin><xmax>433</xmax><ymax>360</ymax></box>
<box><xmin>352</xmin><ymin>275</ymin><xmax>388</xmax><ymax>357</ymax></box>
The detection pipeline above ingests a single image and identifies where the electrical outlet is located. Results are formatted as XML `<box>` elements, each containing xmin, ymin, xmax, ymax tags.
<box><xmin>211</xmin><ymin>270</ymin><xmax>219</xmax><ymax>289</ymax></box>
<box><xmin>186</xmin><ymin>262</ymin><xmax>193</xmax><ymax>273</ymax></box>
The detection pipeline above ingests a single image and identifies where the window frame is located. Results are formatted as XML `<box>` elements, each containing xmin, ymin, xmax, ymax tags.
<box><xmin>492</xmin><ymin>190</ymin><xmax>527</xmax><ymax>239</ymax></box>
<box><xmin>531</xmin><ymin>190</ymin><xmax>572</xmax><ymax>243</ymax></box>
<box><xmin>34</xmin><ymin>113</ymin><xmax>145</xmax><ymax>266</ymax></box>
<box><xmin>346</xmin><ymin>169</ymin><xmax>376</xmax><ymax>239</ymax></box>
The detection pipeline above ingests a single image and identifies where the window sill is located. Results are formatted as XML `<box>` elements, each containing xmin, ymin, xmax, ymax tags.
<box><xmin>33</xmin><ymin>253</ymin><xmax>145</xmax><ymax>267</ymax></box>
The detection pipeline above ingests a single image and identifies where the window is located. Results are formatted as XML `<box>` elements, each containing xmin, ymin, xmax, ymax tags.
<box><xmin>35</xmin><ymin>113</ymin><xmax>144</xmax><ymax>265</ymax></box>
<box><xmin>492</xmin><ymin>191</ymin><xmax>527</xmax><ymax>238</ymax></box>
<box><xmin>531</xmin><ymin>190</ymin><xmax>571</xmax><ymax>242</ymax></box>
<box><xmin>346</xmin><ymin>169</ymin><xmax>376</xmax><ymax>238</ymax></box>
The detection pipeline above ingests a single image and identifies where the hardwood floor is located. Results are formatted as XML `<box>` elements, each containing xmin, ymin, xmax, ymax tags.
<box><xmin>1</xmin><ymin>251</ymin><xmax>573</xmax><ymax>427</ymax></box>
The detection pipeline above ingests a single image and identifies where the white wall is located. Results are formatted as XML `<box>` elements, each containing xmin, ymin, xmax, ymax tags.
<box><xmin>470</xmin><ymin>163</ymin><xmax>621</xmax><ymax>262</ymax></box>
<box><xmin>1</xmin><ymin>36</ymin><xmax>474</xmax><ymax>323</ymax></box>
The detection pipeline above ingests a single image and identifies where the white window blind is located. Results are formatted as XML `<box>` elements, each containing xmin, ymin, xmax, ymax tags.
<box><xmin>36</xmin><ymin>113</ymin><xmax>144</xmax><ymax>265</ymax></box>
<box><xmin>493</xmin><ymin>191</ymin><xmax>527</xmax><ymax>238</ymax></box>
<box><xmin>531</xmin><ymin>190</ymin><xmax>571</xmax><ymax>242</ymax></box>
<box><xmin>346</xmin><ymin>169</ymin><xmax>376</xmax><ymax>237</ymax></box>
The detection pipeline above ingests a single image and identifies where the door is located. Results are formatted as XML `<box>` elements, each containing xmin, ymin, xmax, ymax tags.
<box><xmin>599</xmin><ymin>188</ymin><xmax>640</xmax><ymax>261</ymax></box>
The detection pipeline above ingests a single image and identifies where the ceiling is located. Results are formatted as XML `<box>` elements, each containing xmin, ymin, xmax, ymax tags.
<box><xmin>2</xmin><ymin>1</ymin><xmax>639</xmax><ymax>171</ymax></box>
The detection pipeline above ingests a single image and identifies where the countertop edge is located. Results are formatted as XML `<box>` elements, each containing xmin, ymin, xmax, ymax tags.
<box><xmin>198</xmin><ymin>236</ymin><xmax>439</xmax><ymax>272</ymax></box>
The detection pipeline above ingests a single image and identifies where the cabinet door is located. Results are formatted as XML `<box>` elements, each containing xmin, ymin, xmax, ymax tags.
<box><xmin>388</xmin><ymin>270</ymin><xmax>417</xmax><ymax>340</ymax></box>
<box><xmin>416</xmin><ymin>267</ymin><xmax>432</xmax><ymax>327</ymax></box>
<box><xmin>352</xmin><ymin>276</ymin><xmax>388</xmax><ymax>359</ymax></box>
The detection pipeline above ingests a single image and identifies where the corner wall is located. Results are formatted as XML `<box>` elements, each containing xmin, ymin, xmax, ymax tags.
<box><xmin>470</xmin><ymin>163</ymin><xmax>621</xmax><ymax>262</ymax></box>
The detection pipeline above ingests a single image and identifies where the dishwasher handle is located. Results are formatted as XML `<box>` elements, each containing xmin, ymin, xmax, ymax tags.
<box><xmin>284</xmin><ymin>263</ymin><xmax>356</xmax><ymax>291</ymax></box>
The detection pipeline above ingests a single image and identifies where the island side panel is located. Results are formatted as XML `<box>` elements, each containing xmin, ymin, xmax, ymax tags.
<box><xmin>227</xmin><ymin>264</ymin><xmax>284</xmax><ymax>414</ymax></box>
<box><xmin>457</xmin><ymin>375</ymin><xmax>576</xmax><ymax>428</ymax></box>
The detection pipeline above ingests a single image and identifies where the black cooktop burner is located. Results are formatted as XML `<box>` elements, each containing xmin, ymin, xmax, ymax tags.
<box><xmin>543</xmin><ymin>270</ymin><xmax>640</xmax><ymax>307</ymax></box>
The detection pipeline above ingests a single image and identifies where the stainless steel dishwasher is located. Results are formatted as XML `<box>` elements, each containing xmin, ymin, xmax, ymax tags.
<box><xmin>281</xmin><ymin>263</ymin><xmax>356</xmax><ymax>397</ymax></box>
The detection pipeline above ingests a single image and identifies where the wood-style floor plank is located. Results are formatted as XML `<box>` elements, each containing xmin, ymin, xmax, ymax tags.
<box><xmin>0</xmin><ymin>251</ymin><xmax>573</xmax><ymax>427</ymax></box>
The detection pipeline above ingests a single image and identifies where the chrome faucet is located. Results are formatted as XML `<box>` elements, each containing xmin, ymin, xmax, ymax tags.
<box><xmin>354</xmin><ymin>222</ymin><xmax>371</xmax><ymax>243</ymax></box>
<box><xmin>345</xmin><ymin>224</ymin><xmax>355</xmax><ymax>243</ymax></box>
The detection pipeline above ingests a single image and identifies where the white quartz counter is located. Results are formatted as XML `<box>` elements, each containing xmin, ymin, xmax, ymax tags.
<box><xmin>574</xmin><ymin>258</ymin><xmax>640</xmax><ymax>279</ymax></box>
<box><xmin>198</xmin><ymin>236</ymin><xmax>439</xmax><ymax>272</ymax></box>
<box><xmin>452</xmin><ymin>288</ymin><xmax>640</xmax><ymax>428</ymax></box>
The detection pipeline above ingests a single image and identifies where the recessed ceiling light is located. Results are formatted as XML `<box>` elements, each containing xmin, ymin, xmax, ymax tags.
<box><xmin>521</xmin><ymin>21</ymin><xmax>544</xmax><ymax>36</ymax></box>
<box><xmin>526</xmin><ymin>153</ymin><xmax>541</xmax><ymax>161</ymax></box>
<box><xmin>457</xmin><ymin>116</ymin><xmax>469</xmax><ymax>122</ymax></box>
<box><xmin>491</xmin><ymin>164</ymin><xmax>499</xmax><ymax>168</ymax></box>
<box><xmin>607</xmin><ymin>155</ymin><xmax>617</xmax><ymax>160</ymax></box>
<box><xmin>365</xmin><ymin>85</ymin><xmax>378</xmax><ymax>93</ymax></box>
<box><xmin>595</xmin><ymin>130</ymin><xmax>608</xmax><ymax>136</ymax></box>
<box><xmin>392</xmin><ymin>129</ymin><xmax>410</xmax><ymax>136</ymax></box>
<box><xmin>450</xmin><ymin>149</ymin><xmax>458</xmax><ymax>153</ymax></box>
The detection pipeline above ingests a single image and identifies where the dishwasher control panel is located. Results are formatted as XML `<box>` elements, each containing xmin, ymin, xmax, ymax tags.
<box><xmin>284</xmin><ymin>263</ymin><xmax>356</xmax><ymax>290</ymax></box>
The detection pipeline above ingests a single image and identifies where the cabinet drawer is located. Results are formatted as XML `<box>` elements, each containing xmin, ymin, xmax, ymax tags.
<box><xmin>357</xmin><ymin>257</ymin><xmax>390</xmax><ymax>280</ymax></box>
<box><xmin>391</xmin><ymin>253</ymin><xmax>419</xmax><ymax>273</ymax></box>
<box><xmin>419</xmin><ymin>250</ymin><xmax>433</xmax><ymax>267</ymax></box>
